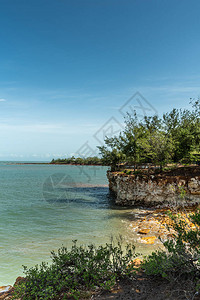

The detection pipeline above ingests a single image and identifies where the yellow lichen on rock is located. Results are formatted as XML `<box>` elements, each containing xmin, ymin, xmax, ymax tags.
<box><xmin>141</xmin><ymin>236</ymin><xmax>157</xmax><ymax>244</ymax></box>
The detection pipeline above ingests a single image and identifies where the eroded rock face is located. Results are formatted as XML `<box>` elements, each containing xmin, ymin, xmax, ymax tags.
<box><xmin>107</xmin><ymin>171</ymin><xmax>200</xmax><ymax>207</ymax></box>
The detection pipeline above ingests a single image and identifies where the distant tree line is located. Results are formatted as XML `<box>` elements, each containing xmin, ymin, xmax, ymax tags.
<box><xmin>98</xmin><ymin>99</ymin><xmax>200</xmax><ymax>171</ymax></box>
<box><xmin>50</xmin><ymin>156</ymin><xmax>103</xmax><ymax>165</ymax></box>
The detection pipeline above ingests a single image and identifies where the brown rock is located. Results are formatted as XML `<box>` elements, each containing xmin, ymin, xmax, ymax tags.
<box><xmin>132</xmin><ymin>258</ymin><xmax>143</xmax><ymax>267</ymax></box>
<box><xmin>0</xmin><ymin>285</ymin><xmax>13</xmax><ymax>300</ymax></box>
<box><xmin>138</xmin><ymin>229</ymin><xmax>150</xmax><ymax>234</ymax></box>
<box><xmin>0</xmin><ymin>286</ymin><xmax>12</xmax><ymax>295</ymax></box>
<box><xmin>110</xmin><ymin>288</ymin><xmax>123</xmax><ymax>294</ymax></box>
<box><xmin>14</xmin><ymin>276</ymin><xmax>25</xmax><ymax>286</ymax></box>
<box><xmin>167</xmin><ymin>233</ymin><xmax>175</xmax><ymax>238</ymax></box>
<box><xmin>158</xmin><ymin>232</ymin><xmax>165</xmax><ymax>236</ymax></box>
<box><xmin>141</xmin><ymin>236</ymin><xmax>157</xmax><ymax>244</ymax></box>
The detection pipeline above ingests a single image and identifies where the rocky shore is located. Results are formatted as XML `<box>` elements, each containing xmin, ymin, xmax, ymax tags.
<box><xmin>0</xmin><ymin>277</ymin><xmax>25</xmax><ymax>300</ymax></box>
<box><xmin>128</xmin><ymin>206</ymin><xmax>197</xmax><ymax>248</ymax></box>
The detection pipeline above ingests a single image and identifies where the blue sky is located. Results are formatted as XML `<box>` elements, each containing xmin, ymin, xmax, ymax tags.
<box><xmin>0</xmin><ymin>0</ymin><xmax>200</xmax><ymax>160</ymax></box>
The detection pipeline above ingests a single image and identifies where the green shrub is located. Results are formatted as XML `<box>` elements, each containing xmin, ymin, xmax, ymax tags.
<box><xmin>126</xmin><ymin>170</ymin><xmax>132</xmax><ymax>175</ymax></box>
<box><xmin>142</xmin><ymin>209</ymin><xmax>200</xmax><ymax>282</ymax></box>
<box><xmin>132</xmin><ymin>170</ymin><xmax>142</xmax><ymax>175</ymax></box>
<box><xmin>12</xmin><ymin>238</ymin><xmax>136</xmax><ymax>299</ymax></box>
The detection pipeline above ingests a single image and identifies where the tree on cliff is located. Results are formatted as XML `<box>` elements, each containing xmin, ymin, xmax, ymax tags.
<box><xmin>98</xmin><ymin>112</ymin><xmax>143</xmax><ymax>170</ymax></box>
<box><xmin>163</xmin><ymin>103</ymin><xmax>200</xmax><ymax>163</ymax></box>
<box><xmin>98</xmin><ymin>146</ymin><xmax>126</xmax><ymax>171</ymax></box>
<box><xmin>98</xmin><ymin>112</ymin><xmax>174</xmax><ymax>169</ymax></box>
<box><xmin>138</xmin><ymin>130</ymin><xmax>174</xmax><ymax>170</ymax></box>
<box><xmin>98</xmin><ymin>98</ymin><xmax>200</xmax><ymax>170</ymax></box>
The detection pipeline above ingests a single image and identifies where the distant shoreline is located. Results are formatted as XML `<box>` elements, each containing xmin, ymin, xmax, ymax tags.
<box><xmin>8</xmin><ymin>162</ymin><xmax>49</xmax><ymax>165</ymax></box>
<box><xmin>8</xmin><ymin>162</ymin><xmax>105</xmax><ymax>166</ymax></box>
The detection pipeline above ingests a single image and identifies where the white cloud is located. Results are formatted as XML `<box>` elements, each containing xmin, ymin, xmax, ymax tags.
<box><xmin>0</xmin><ymin>98</ymin><xmax>6</xmax><ymax>102</ymax></box>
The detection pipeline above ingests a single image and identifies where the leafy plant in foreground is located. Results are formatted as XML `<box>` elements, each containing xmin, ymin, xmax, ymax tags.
<box><xmin>142</xmin><ymin>209</ymin><xmax>200</xmax><ymax>284</ymax></box>
<box><xmin>12</xmin><ymin>238</ymin><xmax>136</xmax><ymax>300</ymax></box>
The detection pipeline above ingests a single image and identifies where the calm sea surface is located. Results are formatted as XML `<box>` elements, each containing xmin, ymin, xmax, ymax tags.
<box><xmin>0</xmin><ymin>163</ymin><xmax>154</xmax><ymax>285</ymax></box>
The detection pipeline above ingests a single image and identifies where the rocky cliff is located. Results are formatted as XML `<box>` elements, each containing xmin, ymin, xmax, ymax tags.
<box><xmin>107</xmin><ymin>169</ymin><xmax>200</xmax><ymax>207</ymax></box>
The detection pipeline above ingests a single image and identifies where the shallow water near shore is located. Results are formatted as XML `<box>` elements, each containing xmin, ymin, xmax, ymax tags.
<box><xmin>0</xmin><ymin>163</ymin><xmax>160</xmax><ymax>286</ymax></box>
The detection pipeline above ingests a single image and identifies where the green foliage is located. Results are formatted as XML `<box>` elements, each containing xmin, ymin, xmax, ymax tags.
<box><xmin>50</xmin><ymin>156</ymin><xmax>103</xmax><ymax>166</ymax></box>
<box><xmin>98</xmin><ymin>146</ymin><xmax>126</xmax><ymax>171</ymax></box>
<box><xmin>141</xmin><ymin>250</ymin><xmax>177</xmax><ymax>279</ymax></box>
<box><xmin>142</xmin><ymin>209</ymin><xmax>200</xmax><ymax>287</ymax></box>
<box><xmin>178</xmin><ymin>186</ymin><xmax>187</xmax><ymax>200</ymax></box>
<box><xmin>98</xmin><ymin>98</ymin><xmax>200</xmax><ymax>170</ymax></box>
<box><xmin>12</xmin><ymin>238</ymin><xmax>136</xmax><ymax>300</ymax></box>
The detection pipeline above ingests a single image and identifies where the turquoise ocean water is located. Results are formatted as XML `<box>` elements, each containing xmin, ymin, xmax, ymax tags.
<box><xmin>0</xmin><ymin>163</ymin><xmax>153</xmax><ymax>285</ymax></box>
